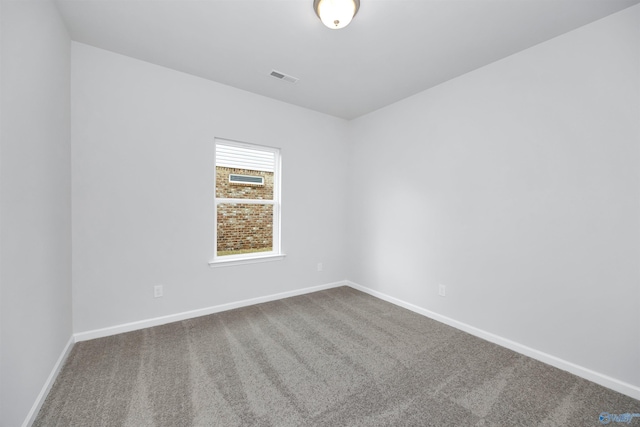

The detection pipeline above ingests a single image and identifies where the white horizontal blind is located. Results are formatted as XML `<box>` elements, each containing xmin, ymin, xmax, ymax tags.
<box><xmin>216</xmin><ymin>143</ymin><xmax>274</xmax><ymax>172</ymax></box>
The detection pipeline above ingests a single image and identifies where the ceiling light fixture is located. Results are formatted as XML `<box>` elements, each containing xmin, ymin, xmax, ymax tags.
<box><xmin>313</xmin><ymin>0</ymin><xmax>360</xmax><ymax>30</ymax></box>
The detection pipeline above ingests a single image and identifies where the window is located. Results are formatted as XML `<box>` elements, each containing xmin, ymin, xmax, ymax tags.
<box><xmin>211</xmin><ymin>138</ymin><xmax>283</xmax><ymax>265</ymax></box>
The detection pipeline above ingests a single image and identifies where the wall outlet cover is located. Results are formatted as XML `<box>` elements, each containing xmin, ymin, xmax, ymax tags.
<box><xmin>438</xmin><ymin>284</ymin><xmax>446</xmax><ymax>297</ymax></box>
<box><xmin>154</xmin><ymin>285</ymin><xmax>163</xmax><ymax>298</ymax></box>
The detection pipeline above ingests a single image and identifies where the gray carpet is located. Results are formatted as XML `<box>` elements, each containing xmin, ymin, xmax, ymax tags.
<box><xmin>34</xmin><ymin>286</ymin><xmax>639</xmax><ymax>426</ymax></box>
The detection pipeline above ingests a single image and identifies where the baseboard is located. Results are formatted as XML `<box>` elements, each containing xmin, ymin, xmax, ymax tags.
<box><xmin>24</xmin><ymin>278</ymin><xmax>639</xmax><ymax>427</ymax></box>
<box><xmin>74</xmin><ymin>280</ymin><xmax>348</xmax><ymax>342</ymax></box>
<box><xmin>346</xmin><ymin>280</ymin><xmax>640</xmax><ymax>401</ymax></box>
<box><xmin>22</xmin><ymin>336</ymin><xmax>74</xmax><ymax>427</ymax></box>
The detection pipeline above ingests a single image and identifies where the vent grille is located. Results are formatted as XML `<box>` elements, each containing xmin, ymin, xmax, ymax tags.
<box><xmin>229</xmin><ymin>174</ymin><xmax>265</xmax><ymax>186</ymax></box>
<box><xmin>270</xmin><ymin>70</ymin><xmax>298</xmax><ymax>84</ymax></box>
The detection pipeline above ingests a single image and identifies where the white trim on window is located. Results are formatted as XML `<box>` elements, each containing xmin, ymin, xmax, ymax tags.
<box><xmin>216</xmin><ymin>198</ymin><xmax>275</xmax><ymax>205</ymax></box>
<box><xmin>212</xmin><ymin>138</ymin><xmax>283</xmax><ymax>264</ymax></box>
<box><xmin>208</xmin><ymin>253</ymin><xmax>286</xmax><ymax>268</ymax></box>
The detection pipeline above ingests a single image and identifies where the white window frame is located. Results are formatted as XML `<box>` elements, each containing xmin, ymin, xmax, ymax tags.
<box><xmin>209</xmin><ymin>138</ymin><xmax>284</xmax><ymax>267</ymax></box>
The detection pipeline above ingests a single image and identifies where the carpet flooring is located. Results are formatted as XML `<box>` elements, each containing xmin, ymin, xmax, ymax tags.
<box><xmin>34</xmin><ymin>286</ymin><xmax>639</xmax><ymax>426</ymax></box>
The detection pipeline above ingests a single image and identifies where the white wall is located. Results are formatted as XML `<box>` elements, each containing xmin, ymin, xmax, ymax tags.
<box><xmin>348</xmin><ymin>4</ymin><xmax>640</xmax><ymax>389</ymax></box>
<box><xmin>71</xmin><ymin>43</ymin><xmax>349</xmax><ymax>334</ymax></box>
<box><xmin>0</xmin><ymin>1</ymin><xmax>72</xmax><ymax>426</ymax></box>
<box><xmin>2</xmin><ymin>4</ymin><xmax>637</xmax><ymax>423</ymax></box>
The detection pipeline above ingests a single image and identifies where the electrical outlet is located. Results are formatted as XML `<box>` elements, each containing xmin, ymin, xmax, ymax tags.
<box><xmin>317</xmin><ymin>262</ymin><xmax>323</xmax><ymax>272</ymax></box>
<box><xmin>154</xmin><ymin>285</ymin><xmax>163</xmax><ymax>298</ymax></box>
<box><xmin>438</xmin><ymin>284</ymin><xmax>446</xmax><ymax>297</ymax></box>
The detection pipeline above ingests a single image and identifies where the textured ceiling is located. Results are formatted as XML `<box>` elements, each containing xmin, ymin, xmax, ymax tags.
<box><xmin>55</xmin><ymin>0</ymin><xmax>640</xmax><ymax>119</ymax></box>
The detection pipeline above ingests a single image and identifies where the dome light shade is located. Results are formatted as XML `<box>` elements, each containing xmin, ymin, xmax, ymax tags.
<box><xmin>313</xmin><ymin>0</ymin><xmax>360</xmax><ymax>30</ymax></box>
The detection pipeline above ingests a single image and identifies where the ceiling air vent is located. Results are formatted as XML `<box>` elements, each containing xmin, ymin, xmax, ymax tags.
<box><xmin>270</xmin><ymin>70</ymin><xmax>298</xmax><ymax>84</ymax></box>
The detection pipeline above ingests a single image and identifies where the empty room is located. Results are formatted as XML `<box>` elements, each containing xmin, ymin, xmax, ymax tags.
<box><xmin>1</xmin><ymin>0</ymin><xmax>639</xmax><ymax>425</ymax></box>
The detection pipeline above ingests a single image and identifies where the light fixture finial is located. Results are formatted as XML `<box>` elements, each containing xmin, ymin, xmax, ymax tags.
<box><xmin>314</xmin><ymin>0</ymin><xmax>360</xmax><ymax>30</ymax></box>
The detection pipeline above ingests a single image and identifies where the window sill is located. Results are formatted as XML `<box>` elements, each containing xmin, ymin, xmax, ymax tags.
<box><xmin>208</xmin><ymin>253</ymin><xmax>286</xmax><ymax>268</ymax></box>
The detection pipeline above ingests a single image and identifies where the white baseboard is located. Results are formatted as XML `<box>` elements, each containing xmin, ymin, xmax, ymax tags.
<box><xmin>346</xmin><ymin>280</ymin><xmax>640</xmax><ymax>401</ymax></box>
<box><xmin>74</xmin><ymin>280</ymin><xmax>348</xmax><ymax>342</ymax></box>
<box><xmin>22</xmin><ymin>336</ymin><xmax>74</xmax><ymax>427</ymax></box>
<box><xmin>23</xmin><ymin>278</ymin><xmax>638</xmax><ymax>427</ymax></box>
